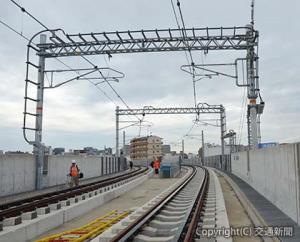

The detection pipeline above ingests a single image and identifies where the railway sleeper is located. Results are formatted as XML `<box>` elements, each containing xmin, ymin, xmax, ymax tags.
<box><xmin>3</xmin><ymin>215</ymin><xmax>22</xmax><ymax>226</ymax></box>
<box><xmin>160</xmin><ymin>210</ymin><xmax>186</xmax><ymax>216</ymax></box>
<box><xmin>155</xmin><ymin>214</ymin><xmax>185</xmax><ymax>222</ymax></box>
<box><xmin>149</xmin><ymin>219</ymin><xmax>182</xmax><ymax>229</ymax></box>
<box><xmin>133</xmin><ymin>234</ymin><xmax>175</xmax><ymax>242</ymax></box>
<box><xmin>21</xmin><ymin>211</ymin><xmax>37</xmax><ymax>220</ymax></box>
<box><xmin>141</xmin><ymin>226</ymin><xmax>178</xmax><ymax>237</ymax></box>
<box><xmin>36</xmin><ymin>206</ymin><xmax>50</xmax><ymax>215</ymax></box>
<box><xmin>49</xmin><ymin>202</ymin><xmax>61</xmax><ymax>211</ymax></box>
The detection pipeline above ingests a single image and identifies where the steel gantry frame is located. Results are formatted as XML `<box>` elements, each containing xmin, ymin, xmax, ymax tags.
<box><xmin>115</xmin><ymin>103</ymin><xmax>227</xmax><ymax>157</ymax></box>
<box><xmin>35</xmin><ymin>27</ymin><xmax>256</xmax><ymax>57</ymax></box>
<box><xmin>24</xmin><ymin>25</ymin><xmax>259</xmax><ymax>189</ymax></box>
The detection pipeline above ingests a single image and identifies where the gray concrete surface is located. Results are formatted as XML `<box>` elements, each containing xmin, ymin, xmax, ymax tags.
<box><xmin>0</xmin><ymin>169</ymin><xmax>151</xmax><ymax>242</ymax></box>
<box><xmin>231</xmin><ymin>143</ymin><xmax>300</xmax><ymax>225</ymax></box>
<box><xmin>34</xmin><ymin>174</ymin><xmax>182</xmax><ymax>242</ymax></box>
<box><xmin>0</xmin><ymin>154</ymin><xmax>123</xmax><ymax>197</ymax></box>
<box><xmin>0</xmin><ymin>168</ymin><xmax>134</xmax><ymax>205</ymax></box>
<box><xmin>226</xmin><ymin>172</ymin><xmax>300</xmax><ymax>242</ymax></box>
<box><xmin>217</xmin><ymin>173</ymin><xmax>261</xmax><ymax>242</ymax></box>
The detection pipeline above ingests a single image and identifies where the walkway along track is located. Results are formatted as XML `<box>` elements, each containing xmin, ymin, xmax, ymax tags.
<box><xmin>109</xmin><ymin>166</ymin><xmax>209</xmax><ymax>242</ymax></box>
<box><xmin>0</xmin><ymin>167</ymin><xmax>147</xmax><ymax>225</ymax></box>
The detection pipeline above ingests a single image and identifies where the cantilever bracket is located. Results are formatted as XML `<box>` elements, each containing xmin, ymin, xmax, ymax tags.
<box><xmin>181</xmin><ymin>58</ymin><xmax>250</xmax><ymax>87</ymax></box>
<box><xmin>44</xmin><ymin>67</ymin><xmax>125</xmax><ymax>89</ymax></box>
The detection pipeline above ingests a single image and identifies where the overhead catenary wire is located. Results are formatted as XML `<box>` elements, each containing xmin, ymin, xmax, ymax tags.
<box><xmin>0</xmin><ymin>18</ymin><xmax>32</xmax><ymax>43</ymax></box>
<box><xmin>170</xmin><ymin>0</ymin><xmax>198</xmax><ymax>111</ymax></box>
<box><xmin>8</xmin><ymin>0</ymin><xmax>141</xmax><ymax>123</ymax></box>
<box><xmin>176</xmin><ymin>0</ymin><xmax>195</xmax><ymax>65</ymax></box>
<box><xmin>3</xmin><ymin>3</ymin><xmax>117</xmax><ymax>105</ymax></box>
<box><xmin>170</xmin><ymin>0</ymin><xmax>206</xmax><ymax>109</ymax></box>
<box><xmin>9</xmin><ymin>0</ymin><xmax>49</xmax><ymax>30</ymax></box>
<box><xmin>79</xmin><ymin>56</ymin><xmax>142</xmax><ymax>121</ymax></box>
<box><xmin>170</xmin><ymin>0</ymin><xmax>194</xmax><ymax>72</ymax></box>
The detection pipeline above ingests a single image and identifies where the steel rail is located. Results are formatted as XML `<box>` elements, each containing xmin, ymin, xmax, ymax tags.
<box><xmin>110</xmin><ymin>166</ymin><xmax>209</xmax><ymax>241</ymax></box>
<box><xmin>182</xmin><ymin>168</ymin><xmax>209</xmax><ymax>241</ymax></box>
<box><xmin>0</xmin><ymin>167</ymin><xmax>147</xmax><ymax>221</ymax></box>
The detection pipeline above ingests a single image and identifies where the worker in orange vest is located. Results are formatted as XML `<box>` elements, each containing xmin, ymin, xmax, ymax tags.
<box><xmin>153</xmin><ymin>158</ymin><xmax>160</xmax><ymax>174</ymax></box>
<box><xmin>69</xmin><ymin>160</ymin><xmax>80</xmax><ymax>187</ymax></box>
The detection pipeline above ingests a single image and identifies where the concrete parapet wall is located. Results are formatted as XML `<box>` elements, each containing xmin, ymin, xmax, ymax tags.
<box><xmin>0</xmin><ymin>154</ymin><xmax>35</xmax><ymax>196</ymax></box>
<box><xmin>0</xmin><ymin>154</ymin><xmax>122</xmax><ymax>197</ymax></box>
<box><xmin>0</xmin><ymin>170</ymin><xmax>152</xmax><ymax>242</ymax></box>
<box><xmin>44</xmin><ymin>155</ymin><xmax>119</xmax><ymax>187</ymax></box>
<box><xmin>231</xmin><ymin>143</ymin><xmax>300</xmax><ymax>224</ymax></box>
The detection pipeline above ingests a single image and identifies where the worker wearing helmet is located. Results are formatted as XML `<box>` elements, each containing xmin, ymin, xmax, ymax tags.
<box><xmin>69</xmin><ymin>160</ymin><xmax>80</xmax><ymax>187</ymax></box>
<box><xmin>153</xmin><ymin>157</ymin><xmax>160</xmax><ymax>175</ymax></box>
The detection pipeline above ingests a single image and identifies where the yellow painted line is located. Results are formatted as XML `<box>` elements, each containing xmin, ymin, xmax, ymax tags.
<box><xmin>35</xmin><ymin>209</ymin><xmax>131</xmax><ymax>242</ymax></box>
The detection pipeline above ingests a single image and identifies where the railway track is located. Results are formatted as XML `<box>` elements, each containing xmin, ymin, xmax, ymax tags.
<box><xmin>109</xmin><ymin>166</ymin><xmax>209</xmax><ymax>242</ymax></box>
<box><xmin>0</xmin><ymin>167</ymin><xmax>147</xmax><ymax>225</ymax></box>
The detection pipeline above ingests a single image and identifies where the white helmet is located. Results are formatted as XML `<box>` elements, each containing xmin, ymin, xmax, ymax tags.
<box><xmin>71</xmin><ymin>160</ymin><xmax>76</xmax><ymax>164</ymax></box>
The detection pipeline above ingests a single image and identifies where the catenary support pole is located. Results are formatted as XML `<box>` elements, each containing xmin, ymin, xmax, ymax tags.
<box><xmin>220</xmin><ymin>107</ymin><xmax>226</xmax><ymax>155</ymax></box>
<box><xmin>35</xmin><ymin>34</ymin><xmax>46</xmax><ymax>190</ymax></box>
<box><xmin>123</xmin><ymin>130</ymin><xmax>125</xmax><ymax>151</ymax></box>
<box><xmin>116</xmin><ymin>106</ymin><xmax>119</xmax><ymax>156</ymax></box>
<box><xmin>246</xmin><ymin>25</ymin><xmax>258</xmax><ymax>148</ymax></box>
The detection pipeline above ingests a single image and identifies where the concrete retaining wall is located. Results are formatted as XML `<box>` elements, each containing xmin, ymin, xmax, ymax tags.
<box><xmin>0</xmin><ymin>154</ymin><xmax>122</xmax><ymax>197</ymax></box>
<box><xmin>231</xmin><ymin>143</ymin><xmax>300</xmax><ymax>224</ymax></box>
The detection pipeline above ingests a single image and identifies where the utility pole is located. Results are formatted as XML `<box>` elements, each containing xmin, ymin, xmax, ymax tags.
<box><xmin>116</xmin><ymin>106</ymin><xmax>119</xmax><ymax>156</ymax></box>
<box><xmin>220</xmin><ymin>107</ymin><xmax>226</xmax><ymax>156</ymax></box>
<box><xmin>35</xmin><ymin>34</ymin><xmax>46</xmax><ymax>190</ymax></box>
<box><xmin>182</xmin><ymin>139</ymin><xmax>184</xmax><ymax>156</ymax></box>
<box><xmin>123</xmin><ymin>130</ymin><xmax>125</xmax><ymax>150</ymax></box>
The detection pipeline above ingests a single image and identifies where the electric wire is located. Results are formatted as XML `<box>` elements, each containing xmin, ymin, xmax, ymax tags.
<box><xmin>9</xmin><ymin>0</ymin><xmax>49</xmax><ymax>30</ymax></box>
<box><xmin>80</xmin><ymin>55</ymin><xmax>142</xmax><ymax>122</ymax></box>
<box><xmin>176</xmin><ymin>0</ymin><xmax>195</xmax><ymax>65</ymax></box>
<box><xmin>170</xmin><ymin>0</ymin><xmax>193</xmax><ymax>72</ymax></box>
<box><xmin>8</xmin><ymin>0</ymin><xmax>147</xmax><ymax>153</ymax></box>
<box><xmin>8</xmin><ymin>0</ymin><xmax>141</xmax><ymax>122</ymax></box>
<box><xmin>0</xmin><ymin>19</ymin><xmax>32</xmax><ymax>43</ymax></box>
<box><xmin>53</xmin><ymin>58</ymin><xmax>117</xmax><ymax>105</ymax></box>
<box><xmin>3</xmin><ymin>3</ymin><xmax>117</xmax><ymax>105</ymax></box>
<box><xmin>170</xmin><ymin>0</ymin><xmax>199</xmax><ymax>111</ymax></box>
<box><xmin>171</xmin><ymin>0</ymin><xmax>206</xmax><ymax>109</ymax></box>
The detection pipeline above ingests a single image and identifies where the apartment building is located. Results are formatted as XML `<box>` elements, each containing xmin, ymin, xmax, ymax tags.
<box><xmin>130</xmin><ymin>135</ymin><xmax>163</xmax><ymax>161</ymax></box>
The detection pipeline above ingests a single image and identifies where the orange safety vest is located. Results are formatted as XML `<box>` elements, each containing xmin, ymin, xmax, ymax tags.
<box><xmin>70</xmin><ymin>165</ymin><xmax>79</xmax><ymax>177</ymax></box>
<box><xmin>153</xmin><ymin>161</ymin><xmax>160</xmax><ymax>169</ymax></box>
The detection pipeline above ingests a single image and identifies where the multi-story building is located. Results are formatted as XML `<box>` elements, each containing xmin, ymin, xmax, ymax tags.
<box><xmin>130</xmin><ymin>135</ymin><xmax>162</xmax><ymax>161</ymax></box>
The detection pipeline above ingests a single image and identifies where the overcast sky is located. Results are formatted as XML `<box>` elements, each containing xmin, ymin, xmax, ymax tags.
<box><xmin>0</xmin><ymin>0</ymin><xmax>299</xmax><ymax>153</ymax></box>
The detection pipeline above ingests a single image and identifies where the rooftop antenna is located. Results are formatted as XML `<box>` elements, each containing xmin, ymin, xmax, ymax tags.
<box><xmin>251</xmin><ymin>0</ymin><xmax>255</xmax><ymax>26</ymax></box>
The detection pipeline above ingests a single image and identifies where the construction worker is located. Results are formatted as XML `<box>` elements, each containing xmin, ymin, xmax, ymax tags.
<box><xmin>129</xmin><ymin>161</ymin><xmax>133</xmax><ymax>170</ymax></box>
<box><xmin>69</xmin><ymin>160</ymin><xmax>80</xmax><ymax>187</ymax></box>
<box><xmin>153</xmin><ymin>158</ymin><xmax>160</xmax><ymax>174</ymax></box>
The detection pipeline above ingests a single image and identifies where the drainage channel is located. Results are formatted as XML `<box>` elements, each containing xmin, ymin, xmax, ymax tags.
<box><xmin>109</xmin><ymin>166</ymin><xmax>208</xmax><ymax>242</ymax></box>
